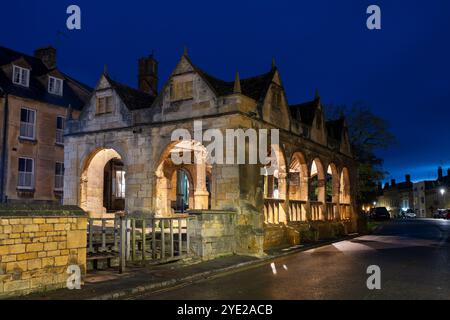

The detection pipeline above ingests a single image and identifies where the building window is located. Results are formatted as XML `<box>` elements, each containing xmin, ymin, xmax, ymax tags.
<box><xmin>96</xmin><ymin>96</ymin><xmax>113</xmax><ymax>114</ymax></box>
<box><xmin>56</xmin><ymin>116</ymin><xmax>65</xmax><ymax>145</ymax></box>
<box><xmin>272</xmin><ymin>89</ymin><xmax>282</xmax><ymax>109</ymax></box>
<box><xmin>55</xmin><ymin>162</ymin><xmax>64</xmax><ymax>190</ymax></box>
<box><xmin>18</xmin><ymin>158</ymin><xmax>34</xmax><ymax>189</ymax></box>
<box><xmin>48</xmin><ymin>76</ymin><xmax>63</xmax><ymax>96</ymax></box>
<box><xmin>20</xmin><ymin>108</ymin><xmax>36</xmax><ymax>140</ymax></box>
<box><xmin>113</xmin><ymin>170</ymin><xmax>126</xmax><ymax>199</ymax></box>
<box><xmin>170</xmin><ymin>81</ymin><xmax>193</xmax><ymax>101</ymax></box>
<box><xmin>13</xmin><ymin>65</ymin><xmax>30</xmax><ymax>87</ymax></box>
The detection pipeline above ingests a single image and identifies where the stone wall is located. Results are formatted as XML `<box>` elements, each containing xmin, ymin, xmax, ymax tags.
<box><xmin>264</xmin><ymin>220</ymin><xmax>355</xmax><ymax>250</ymax></box>
<box><xmin>0</xmin><ymin>205</ymin><xmax>87</xmax><ymax>298</ymax></box>
<box><xmin>188</xmin><ymin>210</ymin><xmax>236</xmax><ymax>260</ymax></box>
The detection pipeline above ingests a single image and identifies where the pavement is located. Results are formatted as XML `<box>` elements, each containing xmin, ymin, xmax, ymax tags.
<box><xmin>131</xmin><ymin>219</ymin><xmax>450</xmax><ymax>300</ymax></box>
<box><xmin>16</xmin><ymin>218</ymin><xmax>449</xmax><ymax>300</ymax></box>
<box><xmin>16</xmin><ymin>235</ymin><xmax>355</xmax><ymax>300</ymax></box>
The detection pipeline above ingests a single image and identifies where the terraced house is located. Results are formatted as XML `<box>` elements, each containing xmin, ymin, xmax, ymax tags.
<box><xmin>64</xmin><ymin>51</ymin><xmax>358</xmax><ymax>258</ymax></box>
<box><xmin>0</xmin><ymin>46</ymin><xmax>91</xmax><ymax>204</ymax></box>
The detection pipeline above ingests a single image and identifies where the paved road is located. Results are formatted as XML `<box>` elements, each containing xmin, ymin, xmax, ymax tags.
<box><xmin>132</xmin><ymin>219</ymin><xmax>450</xmax><ymax>300</ymax></box>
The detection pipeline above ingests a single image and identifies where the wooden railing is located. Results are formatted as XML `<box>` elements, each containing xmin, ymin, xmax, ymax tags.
<box><xmin>87</xmin><ymin>217</ymin><xmax>121</xmax><ymax>269</ymax></box>
<box><xmin>87</xmin><ymin>215</ymin><xmax>192</xmax><ymax>273</ymax></box>
<box><xmin>288</xmin><ymin>200</ymin><xmax>307</xmax><ymax>222</ymax></box>
<box><xmin>264</xmin><ymin>199</ymin><xmax>285</xmax><ymax>224</ymax></box>
<box><xmin>310</xmin><ymin>201</ymin><xmax>323</xmax><ymax>221</ymax></box>
<box><xmin>128</xmin><ymin>216</ymin><xmax>190</xmax><ymax>263</ymax></box>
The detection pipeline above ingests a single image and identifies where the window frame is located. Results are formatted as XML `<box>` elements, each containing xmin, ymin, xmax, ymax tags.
<box><xmin>96</xmin><ymin>95</ymin><xmax>113</xmax><ymax>115</ymax></box>
<box><xmin>12</xmin><ymin>65</ymin><xmax>30</xmax><ymax>87</ymax></box>
<box><xmin>19</xmin><ymin>107</ymin><xmax>37</xmax><ymax>140</ymax></box>
<box><xmin>17</xmin><ymin>157</ymin><xmax>35</xmax><ymax>190</ymax></box>
<box><xmin>56</xmin><ymin>115</ymin><xmax>65</xmax><ymax>145</ymax></box>
<box><xmin>54</xmin><ymin>162</ymin><xmax>65</xmax><ymax>191</ymax></box>
<box><xmin>48</xmin><ymin>76</ymin><xmax>64</xmax><ymax>96</ymax></box>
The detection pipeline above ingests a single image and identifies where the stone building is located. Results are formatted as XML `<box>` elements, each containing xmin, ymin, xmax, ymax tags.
<box><xmin>0</xmin><ymin>46</ymin><xmax>91</xmax><ymax>204</ymax></box>
<box><xmin>413</xmin><ymin>167</ymin><xmax>450</xmax><ymax>217</ymax></box>
<box><xmin>64</xmin><ymin>52</ymin><xmax>358</xmax><ymax>257</ymax></box>
<box><xmin>377</xmin><ymin>167</ymin><xmax>450</xmax><ymax>218</ymax></box>
<box><xmin>377</xmin><ymin>175</ymin><xmax>414</xmax><ymax>217</ymax></box>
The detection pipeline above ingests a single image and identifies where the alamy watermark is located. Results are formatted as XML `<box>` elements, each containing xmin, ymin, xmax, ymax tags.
<box><xmin>366</xmin><ymin>265</ymin><xmax>381</xmax><ymax>290</ymax></box>
<box><xmin>170</xmin><ymin>120</ymin><xmax>280</xmax><ymax>176</ymax></box>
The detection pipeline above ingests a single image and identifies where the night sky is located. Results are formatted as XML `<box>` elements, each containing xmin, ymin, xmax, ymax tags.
<box><xmin>1</xmin><ymin>0</ymin><xmax>450</xmax><ymax>183</ymax></box>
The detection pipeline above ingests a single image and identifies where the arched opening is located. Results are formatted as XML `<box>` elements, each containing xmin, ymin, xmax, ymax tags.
<box><xmin>288</xmin><ymin>152</ymin><xmax>308</xmax><ymax>221</ymax></box>
<box><xmin>80</xmin><ymin>148</ymin><xmax>125</xmax><ymax>218</ymax></box>
<box><xmin>309</xmin><ymin>158</ymin><xmax>325</xmax><ymax>220</ymax></box>
<box><xmin>326</xmin><ymin>163</ymin><xmax>339</xmax><ymax>220</ymax></box>
<box><xmin>340</xmin><ymin>167</ymin><xmax>351</xmax><ymax>219</ymax></box>
<box><xmin>263</xmin><ymin>144</ymin><xmax>287</xmax><ymax>224</ymax></box>
<box><xmin>155</xmin><ymin>140</ymin><xmax>211</xmax><ymax>216</ymax></box>
<box><xmin>263</xmin><ymin>145</ymin><xmax>287</xmax><ymax>200</ymax></box>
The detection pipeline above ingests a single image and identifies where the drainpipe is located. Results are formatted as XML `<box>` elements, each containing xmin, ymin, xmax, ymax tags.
<box><xmin>0</xmin><ymin>93</ymin><xmax>9</xmax><ymax>203</ymax></box>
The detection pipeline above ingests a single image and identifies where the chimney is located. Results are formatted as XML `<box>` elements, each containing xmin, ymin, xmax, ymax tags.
<box><xmin>405</xmin><ymin>174</ymin><xmax>411</xmax><ymax>183</ymax></box>
<box><xmin>391</xmin><ymin>179</ymin><xmax>396</xmax><ymax>186</ymax></box>
<box><xmin>438</xmin><ymin>167</ymin><xmax>443</xmax><ymax>181</ymax></box>
<box><xmin>34</xmin><ymin>46</ymin><xmax>57</xmax><ymax>69</ymax></box>
<box><xmin>138</xmin><ymin>54</ymin><xmax>158</xmax><ymax>97</ymax></box>
<box><xmin>384</xmin><ymin>182</ymin><xmax>390</xmax><ymax>189</ymax></box>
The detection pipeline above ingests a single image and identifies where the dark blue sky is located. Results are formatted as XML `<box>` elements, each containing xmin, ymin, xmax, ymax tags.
<box><xmin>1</xmin><ymin>0</ymin><xmax>450</xmax><ymax>183</ymax></box>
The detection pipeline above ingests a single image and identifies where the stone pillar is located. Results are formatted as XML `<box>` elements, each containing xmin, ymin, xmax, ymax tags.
<box><xmin>278</xmin><ymin>172</ymin><xmax>288</xmax><ymax>223</ymax></box>
<box><xmin>194</xmin><ymin>157</ymin><xmax>209</xmax><ymax>210</ymax></box>
<box><xmin>333</xmin><ymin>178</ymin><xmax>341</xmax><ymax>220</ymax></box>
<box><xmin>318</xmin><ymin>178</ymin><xmax>326</xmax><ymax>220</ymax></box>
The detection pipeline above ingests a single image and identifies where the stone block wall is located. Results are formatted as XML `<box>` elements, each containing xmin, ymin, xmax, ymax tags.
<box><xmin>0</xmin><ymin>205</ymin><xmax>87</xmax><ymax>298</ymax></box>
<box><xmin>264</xmin><ymin>221</ymin><xmax>353</xmax><ymax>250</ymax></box>
<box><xmin>188</xmin><ymin>210</ymin><xmax>236</xmax><ymax>260</ymax></box>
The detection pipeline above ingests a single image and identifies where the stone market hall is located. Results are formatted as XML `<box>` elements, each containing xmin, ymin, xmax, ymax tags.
<box><xmin>63</xmin><ymin>51</ymin><xmax>358</xmax><ymax>258</ymax></box>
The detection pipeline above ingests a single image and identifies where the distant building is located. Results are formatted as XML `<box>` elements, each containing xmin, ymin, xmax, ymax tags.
<box><xmin>0</xmin><ymin>45</ymin><xmax>91</xmax><ymax>204</ymax></box>
<box><xmin>377</xmin><ymin>167</ymin><xmax>450</xmax><ymax>217</ymax></box>
<box><xmin>377</xmin><ymin>175</ymin><xmax>413</xmax><ymax>216</ymax></box>
<box><xmin>413</xmin><ymin>167</ymin><xmax>450</xmax><ymax>218</ymax></box>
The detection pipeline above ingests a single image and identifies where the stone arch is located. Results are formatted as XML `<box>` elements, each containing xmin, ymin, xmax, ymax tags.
<box><xmin>326</xmin><ymin>163</ymin><xmax>340</xmax><ymax>203</ymax></box>
<box><xmin>80</xmin><ymin>148</ymin><xmax>125</xmax><ymax>218</ymax></box>
<box><xmin>309</xmin><ymin>157</ymin><xmax>325</xmax><ymax>201</ymax></box>
<box><xmin>289</xmin><ymin>152</ymin><xmax>309</xmax><ymax>201</ymax></box>
<box><xmin>309</xmin><ymin>157</ymin><xmax>326</xmax><ymax>220</ymax></box>
<box><xmin>262</xmin><ymin>144</ymin><xmax>288</xmax><ymax>224</ymax></box>
<box><xmin>263</xmin><ymin>144</ymin><xmax>288</xmax><ymax>200</ymax></box>
<box><xmin>155</xmin><ymin>139</ymin><xmax>211</xmax><ymax>216</ymax></box>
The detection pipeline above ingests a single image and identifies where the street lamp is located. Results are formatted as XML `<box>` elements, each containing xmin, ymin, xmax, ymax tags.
<box><xmin>439</xmin><ymin>188</ymin><xmax>446</xmax><ymax>196</ymax></box>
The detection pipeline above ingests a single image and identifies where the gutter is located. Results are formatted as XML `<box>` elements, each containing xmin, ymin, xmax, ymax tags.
<box><xmin>0</xmin><ymin>93</ymin><xmax>8</xmax><ymax>203</ymax></box>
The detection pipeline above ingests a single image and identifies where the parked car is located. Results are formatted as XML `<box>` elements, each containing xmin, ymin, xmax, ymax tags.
<box><xmin>400</xmin><ymin>209</ymin><xmax>417</xmax><ymax>219</ymax></box>
<box><xmin>433</xmin><ymin>209</ymin><xmax>449</xmax><ymax>219</ymax></box>
<box><xmin>370</xmin><ymin>207</ymin><xmax>391</xmax><ymax>220</ymax></box>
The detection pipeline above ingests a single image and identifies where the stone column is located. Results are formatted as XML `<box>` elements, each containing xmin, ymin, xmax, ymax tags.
<box><xmin>194</xmin><ymin>153</ymin><xmax>209</xmax><ymax>210</ymax></box>
<box><xmin>318</xmin><ymin>178</ymin><xmax>326</xmax><ymax>220</ymax></box>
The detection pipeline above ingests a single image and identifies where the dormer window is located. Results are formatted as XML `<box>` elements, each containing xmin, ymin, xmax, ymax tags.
<box><xmin>13</xmin><ymin>65</ymin><xmax>30</xmax><ymax>87</ymax></box>
<box><xmin>96</xmin><ymin>95</ymin><xmax>113</xmax><ymax>115</ymax></box>
<box><xmin>48</xmin><ymin>76</ymin><xmax>63</xmax><ymax>96</ymax></box>
<box><xmin>170</xmin><ymin>80</ymin><xmax>193</xmax><ymax>101</ymax></box>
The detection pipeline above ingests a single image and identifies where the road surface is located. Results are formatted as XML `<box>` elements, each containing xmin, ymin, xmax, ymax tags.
<box><xmin>131</xmin><ymin>219</ymin><xmax>450</xmax><ymax>300</ymax></box>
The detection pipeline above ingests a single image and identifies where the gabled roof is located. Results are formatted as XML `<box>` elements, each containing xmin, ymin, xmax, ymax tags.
<box><xmin>105</xmin><ymin>74</ymin><xmax>155</xmax><ymax>110</ymax></box>
<box><xmin>289</xmin><ymin>98</ymin><xmax>320</xmax><ymax>126</ymax></box>
<box><xmin>0</xmin><ymin>46</ymin><xmax>92</xmax><ymax>110</ymax></box>
<box><xmin>184</xmin><ymin>55</ymin><xmax>276</xmax><ymax>102</ymax></box>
